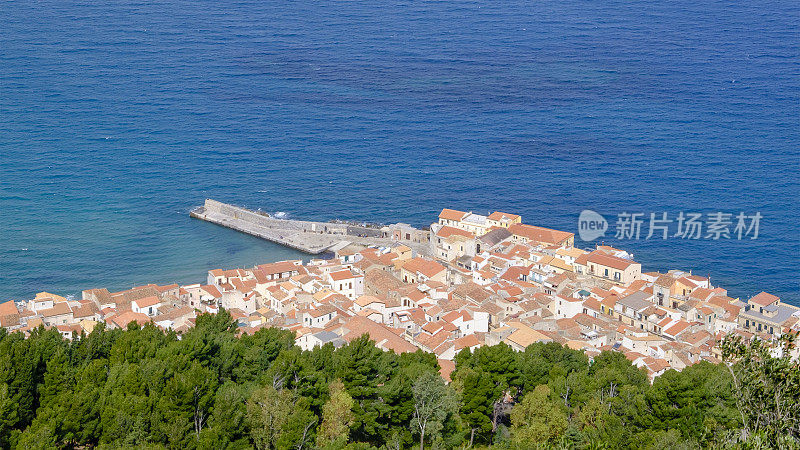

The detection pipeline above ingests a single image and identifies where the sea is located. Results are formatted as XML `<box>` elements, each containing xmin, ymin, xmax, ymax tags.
<box><xmin>1</xmin><ymin>0</ymin><xmax>798</xmax><ymax>304</ymax></box>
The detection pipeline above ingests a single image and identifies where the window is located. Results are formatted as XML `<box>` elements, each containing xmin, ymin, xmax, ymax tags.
<box><xmin>604</xmin><ymin>268</ymin><xmax>609</xmax><ymax>277</ymax></box>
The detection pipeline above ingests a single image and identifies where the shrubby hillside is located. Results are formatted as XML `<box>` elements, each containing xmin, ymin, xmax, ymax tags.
<box><xmin>0</xmin><ymin>310</ymin><xmax>797</xmax><ymax>449</ymax></box>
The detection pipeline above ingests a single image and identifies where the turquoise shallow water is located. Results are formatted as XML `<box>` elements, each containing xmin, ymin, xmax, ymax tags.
<box><xmin>1</xmin><ymin>0</ymin><xmax>798</xmax><ymax>303</ymax></box>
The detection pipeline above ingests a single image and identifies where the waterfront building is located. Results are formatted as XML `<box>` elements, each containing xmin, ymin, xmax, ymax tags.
<box><xmin>4</xmin><ymin>206</ymin><xmax>799</xmax><ymax>382</ymax></box>
<box><xmin>487</xmin><ymin>211</ymin><xmax>522</xmax><ymax>229</ymax></box>
<box><xmin>508</xmin><ymin>223</ymin><xmax>575</xmax><ymax>248</ymax></box>
<box><xmin>739</xmin><ymin>292</ymin><xmax>800</xmax><ymax>335</ymax></box>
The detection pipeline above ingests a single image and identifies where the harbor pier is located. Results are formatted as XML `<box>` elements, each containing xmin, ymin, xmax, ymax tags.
<box><xmin>190</xmin><ymin>199</ymin><xmax>431</xmax><ymax>256</ymax></box>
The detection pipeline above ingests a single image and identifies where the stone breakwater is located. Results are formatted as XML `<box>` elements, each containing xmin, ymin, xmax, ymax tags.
<box><xmin>190</xmin><ymin>199</ymin><xmax>431</xmax><ymax>256</ymax></box>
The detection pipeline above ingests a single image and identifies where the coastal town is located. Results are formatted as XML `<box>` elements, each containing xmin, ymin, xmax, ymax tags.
<box><xmin>2</xmin><ymin>206</ymin><xmax>798</xmax><ymax>382</ymax></box>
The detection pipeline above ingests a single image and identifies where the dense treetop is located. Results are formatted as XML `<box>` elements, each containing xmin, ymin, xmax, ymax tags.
<box><xmin>0</xmin><ymin>310</ymin><xmax>797</xmax><ymax>449</ymax></box>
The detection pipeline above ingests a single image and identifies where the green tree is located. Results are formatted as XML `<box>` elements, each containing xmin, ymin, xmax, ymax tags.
<box><xmin>410</xmin><ymin>372</ymin><xmax>457</xmax><ymax>450</ymax></box>
<box><xmin>645</xmin><ymin>361</ymin><xmax>739</xmax><ymax>443</ymax></box>
<box><xmin>0</xmin><ymin>383</ymin><xmax>16</xmax><ymax>447</ymax></box>
<box><xmin>509</xmin><ymin>384</ymin><xmax>568</xmax><ymax>446</ymax></box>
<box><xmin>453</xmin><ymin>366</ymin><xmax>495</xmax><ymax>445</ymax></box>
<box><xmin>0</xmin><ymin>312</ymin><xmax>784</xmax><ymax>449</ymax></box>
<box><xmin>14</xmin><ymin>423</ymin><xmax>57</xmax><ymax>450</ymax></box>
<box><xmin>335</xmin><ymin>334</ymin><xmax>394</xmax><ymax>444</ymax></box>
<box><xmin>62</xmin><ymin>359</ymin><xmax>107</xmax><ymax>445</ymax></box>
<box><xmin>721</xmin><ymin>333</ymin><xmax>800</xmax><ymax>446</ymax></box>
<box><xmin>379</xmin><ymin>351</ymin><xmax>440</xmax><ymax>448</ymax></box>
<box><xmin>317</xmin><ymin>379</ymin><xmax>355</xmax><ymax>449</ymax></box>
<box><xmin>518</xmin><ymin>342</ymin><xmax>589</xmax><ymax>392</ymax></box>
<box><xmin>234</xmin><ymin>327</ymin><xmax>295</xmax><ymax>384</ymax></box>
<box><xmin>247</xmin><ymin>385</ymin><xmax>294</xmax><ymax>450</ymax></box>
<box><xmin>206</xmin><ymin>381</ymin><xmax>249</xmax><ymax>448</ymax></box>
<box><xmin>246</xmin><ymin>384</ymin><xmax>316</xmax><ymax>450</ymax></box>
<box><xmin>180</xmin><ymin>310</ymin><xmax>240</xmax><ymax>382</ymax></box>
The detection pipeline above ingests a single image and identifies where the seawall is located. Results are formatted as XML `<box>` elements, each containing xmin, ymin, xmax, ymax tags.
<box><xmin>191</xmin><ymin>199</ymin><xmax>430</xmax><ymax>256</ymax></box>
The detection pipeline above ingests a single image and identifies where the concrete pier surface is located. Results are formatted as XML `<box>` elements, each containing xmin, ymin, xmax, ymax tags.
<box><xmin>191</xmin><ymin>199</ymin><xmax>431</xmax><ymax>256</ymax></box>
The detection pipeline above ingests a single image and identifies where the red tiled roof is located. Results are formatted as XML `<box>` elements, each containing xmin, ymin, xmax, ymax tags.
<box><xmin>454</xmin><ymin>334</ymin><xmax>480</xmax><ymax>350</ymax></box>
<box><xmin>586</xmin><ymin>251</ymin><xmax>637</xmax><ymax>271</ymax></box>
<box><xmin>112</xmin><ymin>311</ymin><xmax>151</xmax><ymax>328</ymax></box>
<box><xmin>403</xmin><ymin>258</ymin><xmax>446</xmax><ymax>278</ymax></box>
<box><xmin>583</xmin><ymin>298</ymin><xmax>602</xmax><ymax>311</ymax></box>
<box><xmin>342</xmin><ymin>316</ymin><xmax>416</xmax><ymax>354</ymax></box>
<box><xmin>39</xmin><ymin>302</ymin><xmax>71</xmax><ymax>318</ymax></box>
<box><xmin>0</xmin><ymin>301</ymin><xmax>19</xmax><ymax>317</ymax></box>
<box><xmin>749</xmin><ymin>291</ymin><xmax>779</xmax><ymax>307</ymax></box>
<box><xmin>256</xmin><ymin>260</ymin><xmax>302</xmax><ymax>276</ymax></box>
<box><xmin>664</xmin><ymin>321</ymin><xmax>690</xmax><ymax>337</ymax></box>
<box><xmin>488</xmin><ymin>211</ymin><xmax>520</xmax><ymax>221</ymax></box>
<box><xmin>330</xmin><ymin>269</ymin><xmax>360</xmax><ymax>282</ymax></box>
<box><xmin>439</xmin><ymin>209</ymin><xmax>469</xmax><ymax>222</ymax></box>
<box><xmin>200</xmin><ymin>285</ymin><xmax>222</xmax><ymax>298</ymax></box>
<box><xmin>134</xmin><ymin>296</ymin><xmax>160</xmax><ymax>309</ymax></box>
<box><xmin>509</xmin><ymin>223</ymin><xmax>574</xmax><ymax>245</ymax></box>
<box><xmin>436</xmin><ymin>225</ymin><xmax>475</xmax><ymax>239</ymax></box>
<box><xmin>438</xmin><ymin>359</ymin><xmax>456</xmax><ymax>382</ymax></box>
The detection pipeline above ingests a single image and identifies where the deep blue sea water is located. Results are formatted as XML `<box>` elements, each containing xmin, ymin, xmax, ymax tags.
<box><xmin>1</xmin><ymin>0</ymin><xmax>798</xmax><ymax>304</ymax></box>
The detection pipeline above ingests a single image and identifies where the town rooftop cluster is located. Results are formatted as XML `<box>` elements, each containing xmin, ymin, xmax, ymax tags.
<box><xmin>2</xmin><ymin>208</ymin><xmax>798</xmax><ymax>381</ymax></box>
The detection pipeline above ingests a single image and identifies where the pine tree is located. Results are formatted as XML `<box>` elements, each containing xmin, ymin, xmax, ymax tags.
<box><xmin>316</xmin><ymin>379</ymin><xmax>354</xmax><ymax>449</ymax></box>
